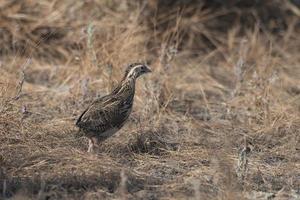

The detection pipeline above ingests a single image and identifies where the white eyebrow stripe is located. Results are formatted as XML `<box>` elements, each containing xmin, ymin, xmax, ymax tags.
<box><xmin>126</xmin><ymin>65</ymin><xmax>142</xmax><ymax>78</ymax></box>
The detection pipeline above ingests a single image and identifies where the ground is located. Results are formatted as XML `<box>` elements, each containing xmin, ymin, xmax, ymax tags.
<box><xmin>0</xmin><ymin>1</ymin><xmax>300</xmax><ymax>199</ymax></box>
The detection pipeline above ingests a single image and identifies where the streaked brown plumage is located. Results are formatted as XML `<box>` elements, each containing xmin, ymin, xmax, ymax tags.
<box><xmin>76</xmin><ymin>63</ymin><xmax>151</xmax><ymax>152</ymax></box>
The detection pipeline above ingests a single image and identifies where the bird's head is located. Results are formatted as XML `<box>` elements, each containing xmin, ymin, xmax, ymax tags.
<box><xmin>124</xmin><ymin>63</ymin><xmax>151</xmax><ymax>80</ymax></box>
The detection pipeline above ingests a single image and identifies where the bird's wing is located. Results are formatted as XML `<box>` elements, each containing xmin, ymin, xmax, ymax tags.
<box><xmin>75</xmin><ymin>95</ymin><xmax>110</xmax><ymax>126</ymax></box>
<box><xmin>76</xmin><ymin>95</ymin><xmax>126</xmax><ymax>133</ymax></box>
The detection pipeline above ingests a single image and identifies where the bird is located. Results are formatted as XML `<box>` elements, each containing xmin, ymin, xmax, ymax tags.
<box><xmin>76</xmin><ymin>63</ymin><xmax>151</xmax><ymax>153</ymax></box>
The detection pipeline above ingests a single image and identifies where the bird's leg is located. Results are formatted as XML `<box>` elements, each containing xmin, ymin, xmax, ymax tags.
<box><xmin>92</xmin><ymin>137</ymin><xmax>99</xmax><ymax>148</ymax></box>
<box><xmin>87</xmin><ymin>139</ymin><xmax>94</xmax><ymax>153</ymax></box>
<box><xmin>88</xmin><ymin>137</ymin><xmax>99</xmax><ymax>153</ymax></box>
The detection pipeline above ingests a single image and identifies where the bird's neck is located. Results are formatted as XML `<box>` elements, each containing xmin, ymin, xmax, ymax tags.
<box><xmin>111</xmin><ymin>76</ymin><xmax>136</xmax><ymax>96</ymax></box>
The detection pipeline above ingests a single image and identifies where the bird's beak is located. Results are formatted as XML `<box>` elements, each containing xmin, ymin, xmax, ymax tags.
<box><xmin>145</xmin><ymin>66</ymin><xmax>152</xmax><ymax>73</ymax></box>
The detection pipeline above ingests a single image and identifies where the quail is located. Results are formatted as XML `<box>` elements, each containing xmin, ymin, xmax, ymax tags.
<box><xmin>76</xmin><ymin>63</ymin><xmax>151</xmax><ymax>152</ymax></box>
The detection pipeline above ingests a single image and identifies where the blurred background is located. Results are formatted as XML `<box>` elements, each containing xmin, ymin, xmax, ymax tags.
<box><xmin>0</xmin><ymin>0</ymin><xmax>299</xmax><ymax>199</ymax></box>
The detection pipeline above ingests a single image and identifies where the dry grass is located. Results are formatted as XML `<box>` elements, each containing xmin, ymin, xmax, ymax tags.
<box><xmin>0</xmin><ymin>1</ymin><xmax>300</xmax><ymax>199</ymax></box>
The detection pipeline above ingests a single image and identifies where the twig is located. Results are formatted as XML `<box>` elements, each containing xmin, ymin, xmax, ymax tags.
<box><xmin>119</xmin><ymin>169</ymin><xmax>128</xmax><ymax>200</ymax></box>
<box><xmin>13</xmin><ymin>58</ymin><xmax>31</xmax><ymax>100</ymax></box>
<box><xmin>236</xmin><ymin>137</ymin><xmax>251</xmax><ymax>186</ymax></box>
<box><xmin>2</xmin><ymin>179</ymin><xmax>7</xmax><ymax>198</ymax></box>
<box><xmin>286</xmin><ymin>1</ymin><xmax>300</xmax><ymax>17</ymax></box>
